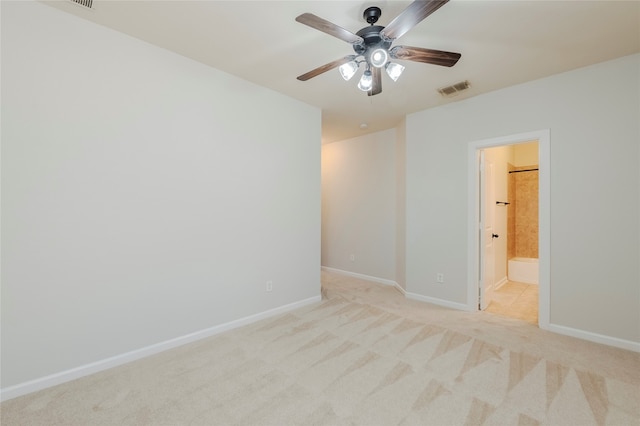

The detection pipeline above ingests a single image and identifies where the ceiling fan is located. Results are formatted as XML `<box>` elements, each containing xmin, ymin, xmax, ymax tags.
<box><xmin>295</xmin><ymin>0</ymin><xmax>461</xmax><ymax>96</ymax></box>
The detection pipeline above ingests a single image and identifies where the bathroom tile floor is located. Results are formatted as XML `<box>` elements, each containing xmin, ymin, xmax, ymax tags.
<box><xmin>485</xmin><ymin>281</ymin><xmax>538</xmax><ymax>325</ymax></box>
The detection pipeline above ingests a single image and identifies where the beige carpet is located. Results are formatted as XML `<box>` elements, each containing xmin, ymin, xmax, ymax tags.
<box><xmin>2</xmin><ymin>271</ymin><xmax>639</xmax><ymax>425</ymax></box>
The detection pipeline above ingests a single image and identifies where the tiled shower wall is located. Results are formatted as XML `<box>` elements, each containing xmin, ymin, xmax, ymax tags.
<box><xmin>507</xmin><ymin>164</ymin><xmax>539</xmax><ymax>259</ymax></box>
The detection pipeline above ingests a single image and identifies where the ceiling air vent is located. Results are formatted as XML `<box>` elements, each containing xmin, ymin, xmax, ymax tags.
<box><xmin>70</xmin><ymin>0</ymin><xmax>93</xmax><ymax>9</ymax></box>
<box><xmin>438</xmin><ymin>80</ymin><xmax>471</xmax><ymax>97</ymax></box>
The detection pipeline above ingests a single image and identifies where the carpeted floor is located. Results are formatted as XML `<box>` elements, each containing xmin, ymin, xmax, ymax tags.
<box><xmin>2</xmin><ymin>270</ymin><xmax>639</xmax><ymax>425</ymax></box>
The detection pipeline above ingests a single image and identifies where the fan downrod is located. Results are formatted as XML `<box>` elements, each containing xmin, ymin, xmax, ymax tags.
<box><xmin>363</xmin><ymin>6</ymin><xmax>382</xmax><ymax>25</ymax></box>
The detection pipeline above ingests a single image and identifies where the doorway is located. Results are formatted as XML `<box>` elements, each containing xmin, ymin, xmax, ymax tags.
<box><xmin>483</xmin><ymin>142</ymin><xmax>539</xmax><ymax>324</ymax></box>
<box><xmin>467</xmin><ymin>130</ymin><xmax>550</xmax><ymax>329</ymax></box>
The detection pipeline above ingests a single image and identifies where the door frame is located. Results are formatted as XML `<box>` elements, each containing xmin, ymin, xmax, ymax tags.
<box><xmin>467</xmin><ymin>129</ymin><xmax>550</xmax><ymax>329</ymax></box>
<box><xmin>479</xmin><ymin>150</ymin><xmax>496</xmax><ymax>310</ymax></box>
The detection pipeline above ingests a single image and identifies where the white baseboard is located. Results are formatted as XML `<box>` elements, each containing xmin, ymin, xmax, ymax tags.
<box><xmin>405</xmin><ymin>291</ymin><xmax>472</xmax><ymax>311</ymax></box>
<box><xmin>494</xmin><ymin>276</ymin><xmax>508</xmax><ymax>290</ymax></box>
<box><xmin>0</xmin><ymin>295</ymin><xmax>321</xmax><ymax>402</ymax></box>
<box><xmin>321</xmin><ymin>266</ymin><xmax>405</xmax><ymax>295</ymax></box>
<box><xmin>546</xmin><ymin>323</ymin><xmax>640</xmax><ymax>353</ymax></box>
<box><xmin>322</xmin><ymin>266</ymin><xmax>638</xmax><ymax>353</ymax></box>
<box><xmin>322</xmin><ymin>267</ymin><xmax>471</xmax><ymax>310</ymax></box>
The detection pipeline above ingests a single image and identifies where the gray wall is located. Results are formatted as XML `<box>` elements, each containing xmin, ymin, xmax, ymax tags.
<box><xmin>1</xmin><ymin>1</ymin><xmax>321</xmax><ymax>389</ymax></box>
<box><xmin>406</xmin><ymin>54</ymin><xmax>639</xmax><ymax>343</ymax></box>
<box><xmin>321</xmin><ymin>54</ymin><xmax>639</xmax><ymax>345</ymax></box>
<box><xmin>321</xmin><ymin>129</ymin><xmax>396</xmax><ymax>281</ymax></box>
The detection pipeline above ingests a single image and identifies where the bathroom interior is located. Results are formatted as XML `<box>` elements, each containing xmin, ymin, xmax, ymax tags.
<box><xmin>484</xmin><ymin>141</ymin><xmax>539</xmax><ymax>324</ymax></box>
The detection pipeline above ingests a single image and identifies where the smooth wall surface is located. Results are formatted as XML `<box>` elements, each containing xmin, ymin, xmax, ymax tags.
<box><xmin>321</xmin><ymin>129</ymin><xmax>396</xmax><ymax>281</ymax></box>
<box><xmin>513</xmin><ymin>142</ymin><xmax>539</xmax><ymax>167</ymax></box>
<box><xmin>406</xmin><ymin>54</ymin><xmax>640</xmax><ymax>342</ymax></box>
<box><xmin>1</xmin><ymin>1</ymin><xmax>321</xmax><ymax>388</ymax></box>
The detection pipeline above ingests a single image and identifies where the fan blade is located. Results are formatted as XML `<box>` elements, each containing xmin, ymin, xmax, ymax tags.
<box><xmin>390</xmin><ymin>45</ymin><xmax>461</xmax><ymax>67</ymax></box>
<box><xmin>369</xmin><ymin>67</ymin><xmax>382</xmax><ymax>96</ymax></box>
<box><xmin>380</xmin><ymin>0</ymin><xmax>449</xmax><ymax>41</ymax></box>
<box><xmin>297</xmin><ymin>57</ymin><xmax>354</xmax><ymax>81</ymax></box>
<box><xmin>296</xmin><ymin>13</ymin><xmax>364</xmax><ymax>45</ymax></box>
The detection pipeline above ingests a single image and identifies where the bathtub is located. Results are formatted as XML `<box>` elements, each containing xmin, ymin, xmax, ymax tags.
<box><xmin>508</xmin><ymin>257</ymin><xmax>539</xmax><ymax>285</ymax></box>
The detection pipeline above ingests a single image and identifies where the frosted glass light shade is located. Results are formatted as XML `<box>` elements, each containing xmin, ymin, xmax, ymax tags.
<box><xmin>385</xmin><ymin>62</ymin><xmax>405</xmax><ymax>81</ymax></box>
<box><xmin>369</xmin><ymin>48</ymin><xmax>388</xmax><ymax>68</ymax></box>
<box><xmin>338</xmin><ymin>61</ymin><xmax>358</xmax><ymax>81</ymax></box>
<box><xmin>358</xmin><ymin>70</ymin><xmax>373</xmax><ymax>91</ymax></box>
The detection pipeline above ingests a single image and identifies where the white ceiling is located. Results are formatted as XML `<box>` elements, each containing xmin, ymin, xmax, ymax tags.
<box><xmin>44</xmin><ymin>0</ymin><xmax>640</xmax><ymax>143</ymax></box>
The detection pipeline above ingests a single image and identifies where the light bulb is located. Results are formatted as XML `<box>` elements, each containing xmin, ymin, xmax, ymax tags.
<box><xmin>369</xmin><ymin>48</ymin><xmax>388</xmax><ymax>68</ymax></box>
<box><xmin>338</xmin><ymin>61</ymin><xmax>358</xmax><ymax>81</ymax></box>
<box><xmin>358</xmin><ymin>70</ymin><xmax>373</xmax><ymax>91</ymax></box>
<box><xmin>385</xmin><ymin>62</ymin><xmax>405</xmax><ymax>81</ymax></box>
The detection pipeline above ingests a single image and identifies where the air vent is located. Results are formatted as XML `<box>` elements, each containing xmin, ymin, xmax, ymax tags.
<box><xmin>438</xmin><ymin>80</ymin><xmax>471</xmax><ymax>97</ymax></box>
<box><xmin>70</xmin><ymin>0</ymin><xmax>93</xmax><ymax>9</ymax></box>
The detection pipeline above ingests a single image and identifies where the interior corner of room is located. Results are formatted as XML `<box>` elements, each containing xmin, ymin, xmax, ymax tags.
<box><xmin>1</xmin><ymin>0</ymin><xmax>639</xmax><ymax>403</ymax></box>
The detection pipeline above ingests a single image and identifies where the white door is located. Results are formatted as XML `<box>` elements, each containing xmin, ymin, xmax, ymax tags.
<box><xmin>479</xmin><ymin>151</ymin><xmax>495</xmax><ymax>310</ymax></box>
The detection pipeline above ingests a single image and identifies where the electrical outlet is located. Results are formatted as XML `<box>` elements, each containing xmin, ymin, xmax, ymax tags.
<box><xmin>436</xmin><ymin>273</ymin><xmax>444</xmax><ymax>283</ymax></box>
<box><xmin>266</xmin><ymin>280</ymin><xmax>273</xmax><ymax>292</ymax></box>
<box><xmin>350</xmin><ymin>254</ymin><xmax>355</xmax><ymax>262</ymax></box>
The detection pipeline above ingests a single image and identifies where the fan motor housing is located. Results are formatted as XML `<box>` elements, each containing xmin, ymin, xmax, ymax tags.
<box><xmin>354</xmin><ymin>25</ymin><xmax>391</xmax><ymax>55</ymax></box>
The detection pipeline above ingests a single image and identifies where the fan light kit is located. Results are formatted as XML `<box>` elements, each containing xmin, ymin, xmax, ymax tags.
<box><xmin>358</xmin><ymin>69</ymin><xmax>374</xmax><ymax>91</ymax></box>
<box><xmin>296</xmin><ymin>0</ymin><xmax>462</xmax><ymax>96</ymax></box>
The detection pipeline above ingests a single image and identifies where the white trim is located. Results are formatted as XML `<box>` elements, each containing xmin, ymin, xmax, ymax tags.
<box><xmin>547</xmin><ymin>324</ymin><xmax>640</xmax><ymax>353</ymax></box>
<box><xmin>405</xmin><ymin>291</ymin><xmax>472</xmax><ymax>311</ymax></box>
<box><xmin>321</xmin><ymin>267</ymin><xmax>471</xmax><ymax>310</ymax></box>
<box><xmin>537</xmin><ymin>132</ymin><xmax>551</xmax><ymax>329</ymax></box>
<box><xmin>467</xmin><ymin>129</ymin><xmax>551</xmax><ymax>330</ymax></box>
<box><xmin>467</xmin><ymin>147</ymin><xmax>482</xmax><ymax>311</ymax></box>
<box><xmin>321</xmin><ymin>266</ymin><xmax>405</xmax><ymax>295</ymax></box>
<box><xmin>494</xmin><ymin>276</ymin><xmax>508</xmax><ymax>290</ymax></box>
<box><xmin>0</xmin><ymin>295</ymin><xmax>321</xmax><ymax>402</ymax></box>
